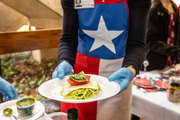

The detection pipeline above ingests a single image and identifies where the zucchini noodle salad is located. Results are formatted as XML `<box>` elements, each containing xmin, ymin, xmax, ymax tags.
<box><xmin>60</xmin><ymin>71</ymin><xmax>101</xmax><ymax>100</ymax></box>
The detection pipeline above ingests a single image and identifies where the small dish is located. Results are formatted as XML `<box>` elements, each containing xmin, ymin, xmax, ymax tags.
<box><xmin>0</xmin><ymin>100</ymin><xmax>45</xmax><ymax>120</ymax></box>
<box><xmin>16</xmin><ymin>97</ymin><xmax>35</xmax><ymax>117</ymax></box>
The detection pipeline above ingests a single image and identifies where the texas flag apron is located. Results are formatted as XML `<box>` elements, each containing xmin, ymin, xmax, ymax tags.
<box><xmin>61</xmin><ymin>0</ymin><xmax>132</xmax><ymax>120</ymax></box>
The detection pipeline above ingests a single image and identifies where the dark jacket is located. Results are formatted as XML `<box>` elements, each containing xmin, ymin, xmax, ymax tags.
<box><xmin>146</xmin><ymin>1</ymin><xmax>180</xmax><ymax>71</ymax></box>
<box><xmin>0</xmin><ymin>59</ymin><xmax>1</xmax><ymax>76</ymax></box>
<box><xmin>58</xmin><ymin>0</ymin><xmax>151</xmax><ymax>73</ymax></box>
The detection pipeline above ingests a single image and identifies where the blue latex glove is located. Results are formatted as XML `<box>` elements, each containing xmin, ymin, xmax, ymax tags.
<box><xmin>0</xmin><ymin>76</ymin><xmax>18</xmax><ymax>101</ymax></box>
<box><xmin>52</xmin><ymin>61</ymin><xmax>73</xmax><ymax>79</ymax></box>
<box><xmin>108</xmin><ymin>68</ymin><xmax>134</xmax><ymax>93</ymax></box>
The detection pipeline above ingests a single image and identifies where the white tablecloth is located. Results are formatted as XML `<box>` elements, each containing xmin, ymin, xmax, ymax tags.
<box><xmin>132</xmin><ymin>71</ymin><xmax>180</xmax><ymax>120</ymax></box>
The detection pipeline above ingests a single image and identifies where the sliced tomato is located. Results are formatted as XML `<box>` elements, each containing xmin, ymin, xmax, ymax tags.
<box><xmin>67</xmin><ymin>75</ymin><xmax>91</xmax><ymax>86</ymax></box>
<box><xmin>155</xmin><ymin>81</ymin><xmax>168</xmax><ymax>89</ymax></box>
<box><xmin>133</xmin><ymin>78</ymin><xmax>151</xmax><ymax>85</ymax></box>
<box><xmin>144</xmin><ymin>88</ymin><xmax>158</xmax><ymax>92</ymax></box>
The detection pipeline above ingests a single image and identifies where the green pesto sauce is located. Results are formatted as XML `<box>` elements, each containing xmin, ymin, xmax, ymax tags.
<box><xmin>3</xmin><ymin>108</ymin><xmax>13</xmax><ymax>116</ymax></box>
<box><xmin>17</xmin><ymin>99</ymin><xmax>35</xmax><ymax>108</ymax></box>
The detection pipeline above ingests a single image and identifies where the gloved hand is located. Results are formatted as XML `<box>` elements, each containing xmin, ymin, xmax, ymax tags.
<box><xmin>108</xmin><ymin>68</ymin><xmax>134</xmax><ymax>93</ymax></box>
<box><xmin>0</xmin><ymin>76</ymin><xmax>18</xmax><ymax>101</ymax></box>
<box><xmin>52</xmin><ymin>61</ymin><xmax>73</xmax><ymax>79</ymax></box>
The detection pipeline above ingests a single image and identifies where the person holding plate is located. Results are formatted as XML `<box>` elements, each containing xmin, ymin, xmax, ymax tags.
<box><xmin>52</xmin><ymin>0</ymin><xmax>150</xmax><ymax>120</ymax></box>
<box><xmin>0</xmin><ymin>60</ymin><xmax>18</xmax><ymax>102</ymax></box>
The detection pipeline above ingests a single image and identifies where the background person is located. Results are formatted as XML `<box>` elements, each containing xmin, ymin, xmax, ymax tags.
<box><xmin>52</xmin><ymin>0</ymin><xmax>150</xmax><ymax>120</ymax></box>
<box><xmin>145</xmin><ymin>0</ymin><xmax>180</xmax><ymax>71</ymax></box>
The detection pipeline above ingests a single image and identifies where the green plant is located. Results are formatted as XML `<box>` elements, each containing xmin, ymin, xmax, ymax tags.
<box><xmin>1</xmin><ymin>53</ymin><xmax>57</xmax><ymax>99</ymax></box>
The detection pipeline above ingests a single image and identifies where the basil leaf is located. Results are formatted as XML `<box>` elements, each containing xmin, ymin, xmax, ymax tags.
<box><xmin>70</xmin><ymin>71</ymin><xmax>88</xmax><ymax>82</ymax></box>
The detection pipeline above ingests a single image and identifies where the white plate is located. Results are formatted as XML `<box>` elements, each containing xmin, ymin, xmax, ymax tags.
<box><xmin>0</xmin><ymin>100</ymin><xmax>45</xmax><ymax>120</ymax></box>
<box><xmin>38</xmin><ymin>74</ymin><xmax>120</xmax><ymax>103</ymax></box>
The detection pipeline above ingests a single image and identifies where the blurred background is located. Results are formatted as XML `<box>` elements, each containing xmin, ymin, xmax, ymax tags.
<box><xmin>0</xmin><ymin>0</ymin><xmax>63</xmax><ymax>32</ymax></box>
<box><xmin>0</xmin><ymin>0</ymin><xmax>64</xmax><ymax>101</ymax></box>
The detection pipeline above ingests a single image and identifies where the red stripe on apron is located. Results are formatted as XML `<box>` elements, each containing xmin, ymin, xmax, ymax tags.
<box><xmin>95</xmin><ymin>0</ymin><xmax>126</xmax><ymax>4</ymax></box>
<box><xmin>61</xmin><ymin>52</ymin><xmax>100</xmax><ymax>120</ymax></box>
<box><xmin>61</xmin><ymin>102</ymin><xmax>97</xmax><ymax>120</ymax></box>
<box><xmin>74</xmin><ymin>52</ymin><xmax>100</xmax><ymax>75</ymax></box>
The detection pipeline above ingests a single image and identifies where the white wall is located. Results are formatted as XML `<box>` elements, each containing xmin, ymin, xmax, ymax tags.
<box><xmin>174</xmin><ymin>0</ymin><xmax>180</xmax><ymax>6</ymax></box>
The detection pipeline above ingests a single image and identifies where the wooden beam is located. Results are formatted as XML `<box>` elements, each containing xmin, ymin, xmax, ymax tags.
<box><xmin>0</xmin><ymin>29</ymin><xmax>62</xmax><ymax>54</ymax></box>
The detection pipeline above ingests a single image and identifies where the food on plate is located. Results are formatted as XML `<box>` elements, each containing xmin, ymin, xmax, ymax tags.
<box><xmin>16</xmin><ymin>98</ymin><xmax>35</xmax><ymax>108</ymax></box>
<box><xmin>155</xmin><ymin>81</ymin><xmax>168</xmax><ymax>89</ymax></box>
<box><xmin>133</xmin><ymin>78</ymin><xmax>155</xmax><ymax>89</ymax></box>
<box><xmin>67</xmin><ymin>71</ymin><xmax>91</xmax><ymax>86</ymax></box>
<box><xmin>144</xmin><ymin>88</ymin><xmax>158</xmax><ymax>92</ymax></box>
<box><xmin>16</xmin><ymin>97</ymin><xmax>35</xmax><ymax>116</ymax></box>
<box><xmin>60</xmin><ymin>71</ymin><xmax>101</xmax><ymax>100</ymax></box>
<box><xmin>3</xmin><ymin>108</ymin><xmax>13</xmax><ymax>116</ymax></box>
